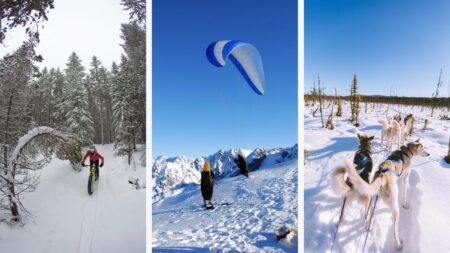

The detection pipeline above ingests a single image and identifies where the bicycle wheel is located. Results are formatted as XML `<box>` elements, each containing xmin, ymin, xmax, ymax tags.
<box><xmin>88</xmin><ymin>173</ymin><xmax>94</xmax><ymax>195</ymax></box>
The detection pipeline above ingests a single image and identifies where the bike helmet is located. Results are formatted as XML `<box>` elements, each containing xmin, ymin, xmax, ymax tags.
<box><xmin>89</xmin><ymin>144</ymin><xmax>95</xmax><ymax>152</ymax></box>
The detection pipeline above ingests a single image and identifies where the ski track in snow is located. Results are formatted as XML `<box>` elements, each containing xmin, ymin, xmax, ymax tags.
<box><xmin>152</xmin><ymin>160</ymin><xmax>298</xmax><ymax>252</ymax></box>
<box><xmin>0</xmin><ymin>144</ymin><xmax>146</xmax><ymax>253</ymax></box>
<box><xmin>305</xmin><ymin>102</ymin><xmax>450</xmax><ymax>253</ymax></box>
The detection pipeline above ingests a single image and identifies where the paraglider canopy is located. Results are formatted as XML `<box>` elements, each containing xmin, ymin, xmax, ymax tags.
<box><xmin>206</xmin><ymin>40</ymin><xmax>266</xmax><ymax>95</ymax></box>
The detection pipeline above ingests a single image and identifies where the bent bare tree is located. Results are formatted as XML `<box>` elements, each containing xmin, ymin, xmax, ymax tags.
<box><xmin>0</xmin><ymin>127</ymin><xmax>80</xmax><ymax>223</ymax></box>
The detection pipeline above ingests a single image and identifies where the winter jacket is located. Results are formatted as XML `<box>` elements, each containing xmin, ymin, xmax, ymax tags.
<box><xmin>235</xmin><ymin>154</ymin><xmax>249</xmax><ymax>177</ymax></box>
<box><xmin>201</xmin><ymin>171</ymin><xmax>215</xmax><ymax>200</ymax></box>
<box><xmin>81</xmin><ymin>148</ymin><xmax>105</xmax><ymax>164</ymax></box>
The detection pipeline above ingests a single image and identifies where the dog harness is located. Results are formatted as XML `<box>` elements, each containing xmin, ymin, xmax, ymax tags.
<box><xmin>354</xmin><ymin>155</ymin><xmax>371</xmax><ymax>174</ymax></box>
<box><xmin>353</xmin><ymin>149</ymin><xmax>373</xmax><ymax>183</ymax></box>
<box><xmin>378</xmin><ymin>147</ymin><xmax>413</xmax><ymax>177</ymax></box>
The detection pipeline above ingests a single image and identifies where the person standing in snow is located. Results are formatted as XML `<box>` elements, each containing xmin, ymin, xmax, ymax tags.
<box><xmin>234</xmin><ymin>153</ymin><xmax>249</xmax><ymax>177</ymax></box>
<box><xmin>81</xmin><ymin>144</ymin><xmax>105</xmax><ymax>180</ymax></box>
<box><xmin>201</xmin><ymin>161</ymin><xmax>215</xmax><ymax>208</ymax></box>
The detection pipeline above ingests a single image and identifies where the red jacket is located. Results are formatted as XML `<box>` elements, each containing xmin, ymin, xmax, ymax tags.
<box><xmin>81</xmin><ymin>148</ymin><xmax>104</xmax><ymax>164</ymax></box>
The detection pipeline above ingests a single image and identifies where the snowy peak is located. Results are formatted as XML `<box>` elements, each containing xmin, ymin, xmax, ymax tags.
<box><xmin>152</xmin><ymin>155</ymin><xmax>200</xmax><ymax>201</ymax></box>
<box><xmin>152</xmin><ymin>144</ymin><xmax>297</xmax><ymax>202</ymax></box>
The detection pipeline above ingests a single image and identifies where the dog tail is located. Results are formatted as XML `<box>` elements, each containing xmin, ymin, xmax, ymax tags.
<box><xmin>343</xmin><ymin>160</ymin><xmax>383</xmax><ymax>196</ymax></box>
<box><xmin>331</xmin><ymin>166</ymin><xmax>352</xmax><ymax>196</ymax></box>
<box><xmin>378</xmin><ymin>118</ymin><xmax>389</xmax><ymax>129</ymax></box>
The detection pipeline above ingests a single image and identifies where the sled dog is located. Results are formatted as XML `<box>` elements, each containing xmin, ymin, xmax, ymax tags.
<box><xmin>403</xmin><ymin>114</ymin><xmax>415</xmax><ymax>138</ymax></box>
<box><xmin>344</xmin><ymin>139</ymin><xmax>429</xmax><ymax>250</ymax></box>
<box><xmin>379</xmin><ymin>118</ymin><xmax>403</xmax><ymax>150</ymax></box>
<box><xmin>331</xmin><ymin>133</ymin><xmax>375</xmax><ymax>225</ymax></box>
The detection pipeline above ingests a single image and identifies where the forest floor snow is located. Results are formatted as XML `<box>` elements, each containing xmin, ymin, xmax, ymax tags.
<box><xmin>0</xmin><ymin>144</ymin><xmax>146</xmax><ymax>253</ymax></box>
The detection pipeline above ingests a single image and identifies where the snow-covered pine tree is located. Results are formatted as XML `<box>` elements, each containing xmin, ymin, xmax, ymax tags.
<box><xmin>59</xmin><ymin>52</ymin><xmax>94</xmax><ymax>144</ymax></box>
<box><xmin>50</xmin><ymin>67</ymin><xmax>65</xmax><ymax>127</ymax></box>
<box><xmin>112</xmin><ymin>57</ymin><xmax>136</xmax><ymax>164</ymax></box>
<box><xmin>121</xmin><ymin>0</ymin><xmax>146</xmax><ymax>28</ymax></box>
<box><xmin>88</xmin><ymin>56</ymin><xmax>113</xmax><ymax>144</ymax></box>
<box><xmin>120</xmin><ymin>23</ymin><xmax>146</xmax><ymax>144</ymax></box>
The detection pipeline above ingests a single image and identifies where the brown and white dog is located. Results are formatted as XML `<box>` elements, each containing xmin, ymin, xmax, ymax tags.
<box><xmin>344</xmin><ymin>139</ymin><xmax>429</xmax><ymax>250</ymax></box>
<box><xmin>403</xmin><ymin>114</ymin><xmax>415</xmax><ymax>137</ymax></box>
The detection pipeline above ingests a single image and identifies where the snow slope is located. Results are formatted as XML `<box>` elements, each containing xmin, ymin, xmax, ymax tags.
<box><xmin>0</xmin><ymin>144</ymin><xmax>146</xmax><ymax>253</ymax></box>
<box><xmin>152</xmin><ymin>159</ymin><xmax>298</xmax><ymax>252</ymax></box>
<box><xmin>304</xmin><ymin>101</ymin><xmax>450</xmax><ymax>253</ymax></box>
<box><xmin>152</xmin><ymin>145</ymin><xmax>298</xmax><ymax>202</ymax></box>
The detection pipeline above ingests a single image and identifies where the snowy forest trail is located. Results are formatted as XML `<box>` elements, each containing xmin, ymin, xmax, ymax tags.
<box><xmin>304</xmin><ymin>102</ymin><xmax>450</xmax><ymax>253</ymax></box>
<box><xmin>0</xmin><ymin>145</ymin><xmax>146</xmax><ymax>253</ymax></box>
<box><xmin>152</xmin><ymin>160</ymin><xmax>298</xmax><ymax>253</ymax></box>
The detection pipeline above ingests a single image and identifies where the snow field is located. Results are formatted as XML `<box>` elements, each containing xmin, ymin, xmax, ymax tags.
<box><xmin>305</xmin><ymin>101</ymin><xmax>450</xmax><ymax>252</ymax></box>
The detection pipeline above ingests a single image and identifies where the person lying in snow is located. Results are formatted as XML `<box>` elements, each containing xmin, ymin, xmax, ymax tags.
<box><xmin>234</xmin><ymin>153</ymin><xmax>249</xmax><ymax>177</ymax></box>
<box><xmin>81</xmin><ymin>144</ymin><xmax>104</xmax><ymax>180</ymax></box>
<box><xmin>201</xmin><ymin>161</ymin><xmax>215</xmax><ymax>209</ymax></box>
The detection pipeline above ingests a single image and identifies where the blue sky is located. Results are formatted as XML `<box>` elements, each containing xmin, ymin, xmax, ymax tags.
<box><xmin>306</xmin><ymin>0</ymin><xmax>450</xmax><ymax>97</ymax></box>
<box><xmin>153</xmin><ymin>0</ymin><xmax>297</xmax><ymax>157</ymax></box>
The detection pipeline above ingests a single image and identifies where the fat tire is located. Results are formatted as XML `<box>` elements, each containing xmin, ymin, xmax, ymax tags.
<box><xmin>88</xmin><ymin>174</ymin><xmax>94</xmax><ymax>195</ymax></box>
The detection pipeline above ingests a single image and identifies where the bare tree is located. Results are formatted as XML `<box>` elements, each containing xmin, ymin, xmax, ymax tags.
<box><xmin>0</xmin><ymin>127</ymin><xmax>78</xmax><ymax>223</ymax></box>
<box><xmin>431</xmin><ymin>68</ymin><xmax>443</xmax><ymax>117</ymax></box>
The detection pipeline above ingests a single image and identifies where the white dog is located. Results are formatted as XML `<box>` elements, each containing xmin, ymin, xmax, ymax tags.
<box><xmin>276</xmin><ymin>224</ymin><xmax>298</xmax><ymax>248</ymax></box>
<box><xmin>379</xmin><ymin>118</ymin><xmax>403</xmax><ymax>150</ymax></box>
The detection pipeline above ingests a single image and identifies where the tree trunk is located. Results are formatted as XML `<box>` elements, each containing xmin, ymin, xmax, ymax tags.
<box><xmin>8</xmin><ymin>182</ymin><xmax>19</xmax><ymax>222</ymax></box>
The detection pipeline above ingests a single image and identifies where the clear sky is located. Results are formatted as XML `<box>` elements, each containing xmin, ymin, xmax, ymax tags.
<box><xmin>153</xmin><ymin>0</ymin><xmax>298</xmax><ymax>157</ymax></box>
<box><xmin>0</xmin><ymin>0</ymin><xmax>129</xmax><ymax>70</ymax></box>
<box><xmin>306</xmin><ymin>0</ymin><xmax>450</xmax><ymax>97</ymax></box>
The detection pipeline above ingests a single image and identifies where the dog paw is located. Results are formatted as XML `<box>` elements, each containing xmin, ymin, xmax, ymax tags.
<box><xmin>397</xmin><ymin>240</ymin><xmax>403</xmax><ymax>251</ymax></box>
<box><xmin>402</xmin><ymin>202</ymin><xmax>409</xmax><ymax>209</ymax></box>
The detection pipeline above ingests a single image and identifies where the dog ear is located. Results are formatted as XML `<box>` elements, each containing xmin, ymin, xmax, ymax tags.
<box><xmin>357</xmin><ymin>132</ymin><xmax>362</xmax><ymax>139</ymax></box>
<box><xmin>415</xmin><ymin>138</ymin><xmax>420</xmax><ymax>143</ymax></box>
<box><xmin>368</xmin><ymin>136</ymin><xmax>375</xmax><ymax>141</ymax></box>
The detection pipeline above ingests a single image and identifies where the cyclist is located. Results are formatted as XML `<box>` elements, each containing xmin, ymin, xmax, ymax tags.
<box><xmin>81</xmin><ymin>144</ymin><xmax>104</xmax><ymax>180</ymax></box>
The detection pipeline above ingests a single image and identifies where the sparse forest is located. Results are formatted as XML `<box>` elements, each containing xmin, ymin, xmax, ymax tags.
<box><xmin>305</xmin><ymin>74</ymin><xmax>450</xmax><ymax>124</ymax></box>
